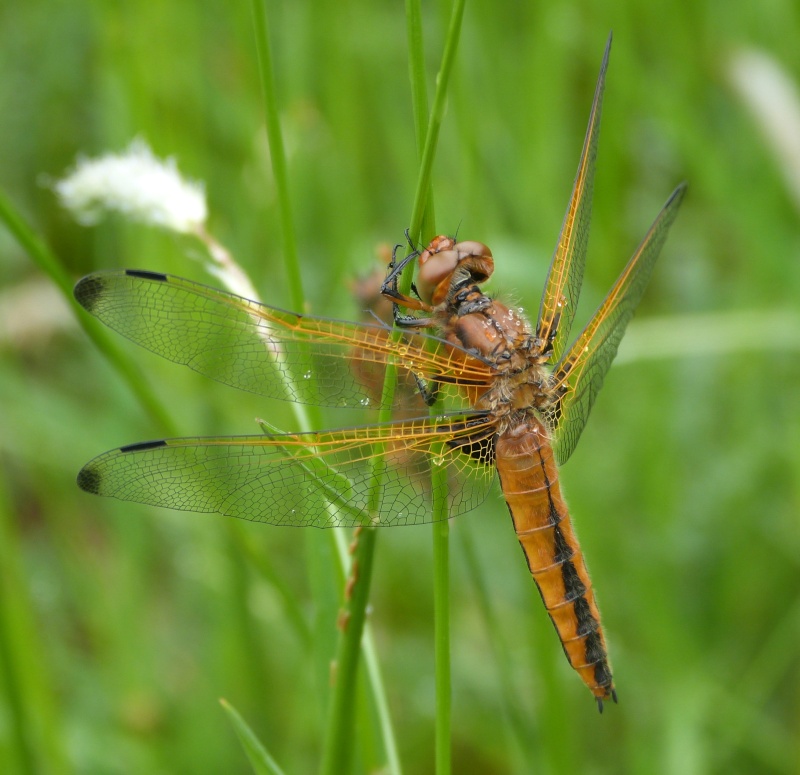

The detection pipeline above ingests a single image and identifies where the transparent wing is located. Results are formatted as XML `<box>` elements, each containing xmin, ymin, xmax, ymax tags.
<box><xmin>77</xmin><ymin>413</ymin><xmax>498</xmax><ymax>527</ymax></box>
<box><xmin>74</xmin><ymin>270</ymin><xmax>495</xmax><ymax>411</ymax></box>
<box><xmin>536</xmin><ymin>34</ymin><xmax>611</xmax><ymax>363</ymax></box>
<box><xmin>546</xmin><ymin>183</ymin><xmax>687</xmax><ymax>464</ymax></box>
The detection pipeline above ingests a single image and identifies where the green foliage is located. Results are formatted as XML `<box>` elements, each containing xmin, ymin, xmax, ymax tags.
<box><xmin>1</xmin><ymin>1</ymin><xmax>799</xmax><ymax>773</ymax></box>
<box><xmin>221</xmin><ymin>699</ymin><xmax>286</xmax><ymax>775</ymax></box>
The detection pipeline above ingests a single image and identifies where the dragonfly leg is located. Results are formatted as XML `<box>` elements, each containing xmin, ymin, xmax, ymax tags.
<box><xmin>381</xmin><ymin>244</ymin><xmax>435</xmax><ymax>315</ymax></box>
<box><xmin>391</xmin><ymin>310</ymin><xmax>436</xmax><ymax>329</ymax></box>
<box><xmin>380</xmin><ymin>284</ymin><xmax>433</xmax><ymax>312</ymax></box>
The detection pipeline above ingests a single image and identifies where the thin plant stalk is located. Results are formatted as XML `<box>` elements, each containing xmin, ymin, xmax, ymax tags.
<box><xmin>318</xmin><ymin>527</ymin><xmax>379</xmax><ymax>775</ymax></box>
<box><xmin>431</xmin><ymin>493</ymin><xmax>451</xmax><ymax>774</ymax></box>
<box><xmin>404</xmin><ymin>2</ymin><xmax>467</xmax><ymax>773</ymax></box>
<box><xmin>250</xmin><ymin>5</ymin><xmax>404</xmax><ymax>772</ymax></box>
<box><xmin>0</xmin><ymin>472</ymin><xmax>70</xmax><ymax>775</ymax></box>
<box><xmin>458</xmin><ymin>526</ymin><xmax>541</xmax><ymax>772</ymax></box>
<box><xmin>249</xmin><ymin>0</ymin><xmax>304</xmax><ymax>314</ymax></box>
<box><xmin>251</xmin><ymin>2</ymin><xmax>461</xmax><ymax>768</ymax></box>
<box><xmin>318</xmin><ymin>338</ymin><xmax>401</xmax><ymax>774</ymax></box>
<box><xmin>361</xmin><ymin>631</ymin><xmax>403</xmax><ymax>775</ymax></box>
<box><xmin>405</xmin><ymin>0</ymin><xmax>436</xmax><ymax>239</ymax></box>
<box><xmin>220</xmin><ymin>699</ymin><xmax>287</xmax><ymax>775</ymax></box>
<box><xmin>406</xmin><ymin>0</ymin><xmax>466</xmax><ymax>245</ymax></box>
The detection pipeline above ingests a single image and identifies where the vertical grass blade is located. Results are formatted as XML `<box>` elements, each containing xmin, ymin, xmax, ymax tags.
<box><xmin>249</xmin><ymin>8</ymin><xmax>401</xmax><ymax>771</ymax></box>
<box><xmin>406</xmin><ymin>0</ymin><xmax>466</xmax><ymax>246</ymax></box>
<box><xmin>404</xmin><ymin>2</ymin><xmax>467</xmax><ymax>773</ymax></box>
<box><xmin>431</xmin><ymin>505</ymin><xmax>451</xmax><ymax>774</ymax></box>
<box><xmin>220</xmin><ymin>698</ymin><xmax>287</xmax><ymax>775</ymax></box>
<box><xmin>405</xmin><ymin>0</ymin><xmax>436</xmax><ymax>239</ymax></box>
<box><xmin>0</xmin><ymin>472</ymin><xmax>71</xmax><ymax>774</ymax></box>
<box><xmin>457</xmin><ymin>526</ymin><xmax>542</xmax><ymax>771</ymax></box>
<box><xmin>318</xmin><ymin>527</ymin><xmax>379</xmax><ymax>775</ymax></box>
<box><xmin>249</xmin><ymin>0</ymin><xmax>303</xmax><ymax>313</ymax></box>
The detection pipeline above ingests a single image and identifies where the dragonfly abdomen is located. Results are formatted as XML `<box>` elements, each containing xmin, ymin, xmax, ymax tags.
<box><xmin>495</xmin><ymin>422</ymin><xmax>615</xmax><ymax>706</ymax></box>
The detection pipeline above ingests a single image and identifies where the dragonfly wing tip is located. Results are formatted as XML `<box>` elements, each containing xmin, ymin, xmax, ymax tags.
<box><xmin>77</xmin><ymin>464</ymin><xmax>102</xmax><ymax>494</ymax></box>
<box><xmin>74</xmin><ymin>274</ymin><xmax>107</xmax><ymax>313</ymax></box>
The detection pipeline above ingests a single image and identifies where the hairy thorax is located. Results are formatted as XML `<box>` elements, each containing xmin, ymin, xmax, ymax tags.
<box><xmin>437</xmin><ymin>290</ymin><xmax>553</xmax><ymax>429</ymax></box>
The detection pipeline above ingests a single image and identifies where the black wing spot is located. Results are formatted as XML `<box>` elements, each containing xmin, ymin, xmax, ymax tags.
<box><xmin>120</xmin><ymin>439</ymin><xmax>168</xmax><ymax>453</ymax></box>
<box><xmin>74</xmin><ymin>275</ymin><xmax>108</xmax><ymax>313</ymax></box>
<box><xmin>77</xmin><ymin>465</ymin><xmax>102</xmax><ymax>494</ymax></box>
<box><xmin>125</xmin><ymin>269</ymin><xmax>168</xmax><ymax>281</ymax></box>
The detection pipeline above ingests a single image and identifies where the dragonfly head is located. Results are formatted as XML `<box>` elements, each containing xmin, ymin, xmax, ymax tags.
<box><xmin>417</xmin><ymin>236</ymin><xmax>494</xmax><ymax>306</ymax></box>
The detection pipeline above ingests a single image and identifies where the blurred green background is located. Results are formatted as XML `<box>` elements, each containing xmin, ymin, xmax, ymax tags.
<box><xmin>1</xmin><ymin>1</ymin><xmax>799</xmax><ymax>773</ymax></box>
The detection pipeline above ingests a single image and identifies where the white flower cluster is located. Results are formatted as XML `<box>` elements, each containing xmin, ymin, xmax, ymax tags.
<box><xmin>54</xmin><ymin>139</ymin><xmax>208</xmax><ymax>233</ymax></box>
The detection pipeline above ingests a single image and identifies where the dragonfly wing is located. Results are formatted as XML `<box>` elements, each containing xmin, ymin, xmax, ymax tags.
<box><xmin>546</xmin><ymin>183</ymin><xmax>687</xmax><ymax>465</ymax></box>
<box><xmin>77</xmin><ymin>414</ymin><xmax>498</xmax><ymax>527</ymax></box>
<box><xmin>74</xmin><ymin>270</ymin><xmax>494</xmax><ymax>411</ymax></box>
<box><xmin>536</xmin><ymin>34</ymin><xmax>610</xmax><ymax>363</ymax></box>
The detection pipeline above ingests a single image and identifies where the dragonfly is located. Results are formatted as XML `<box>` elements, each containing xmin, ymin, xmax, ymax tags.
<box><xmin>74</xmin><ymin>37</ymin><xmax>685</xmax><ymax>710</ymax></box>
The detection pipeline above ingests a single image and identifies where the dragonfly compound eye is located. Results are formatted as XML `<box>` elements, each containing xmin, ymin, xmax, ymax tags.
<box><xmin>417</xmin><ymin>239</ymin><xmax>495</xmax><ymax>305</ymax></box>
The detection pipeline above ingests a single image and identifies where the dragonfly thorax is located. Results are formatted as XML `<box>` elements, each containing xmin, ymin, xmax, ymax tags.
<box><xmin>436</xmin><ymin>286</ymin><xmax>553</xmax><ymax>420</ymax></box>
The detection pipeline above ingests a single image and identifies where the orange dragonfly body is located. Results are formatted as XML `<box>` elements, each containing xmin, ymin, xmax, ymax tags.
<box><xmin>75</xmin><ymin>39</ymin><xmax>684</xmax><ymax>709</ymax></box>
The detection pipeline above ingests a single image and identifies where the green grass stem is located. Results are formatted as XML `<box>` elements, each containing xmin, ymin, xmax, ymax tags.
<box><xmin>405</xmin><ymin>0</ymin><xmax>436</xmax><ymax>239</ymax></box>
<box><xmin>457</xmin><ymin>526</ymin><xmax>540</xmax><ymax>772</ymax></box>
<box><xmin>249</xmin><ymin>7</ymin><xmax>402</xmax><ymax>770</ymax></box>
<box><xmin>405</xmin><ymin>3</ymin><xmax>466</xmax><ymax>772</ymax></box>
<box><xmin>249</xmin><ymin>0</ymin><xmax>304</xmax><ymax>314</ymax></box>
<box><xmin>318</xmin><ymin>527</ymin><xmax>379</xmax><ymax>775</ymax></box>
<box><xmin>220</xmin><ymin>698</ymin><xmax>287</xmax><ymax>775</ymax></box>
<box><xmin>8</xmin><ymin>2</ymin><xmax>795</xmax><ymax>772</ymax></box>
<box><xmin>0</xmin><ymin>473</ymin><xmax>70</xmax><ymax>775</ymax></box>
<box><xmin>406</xmin><ymin>0</ymin><xmax>466</xmax><ymax>247</ymax></box>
